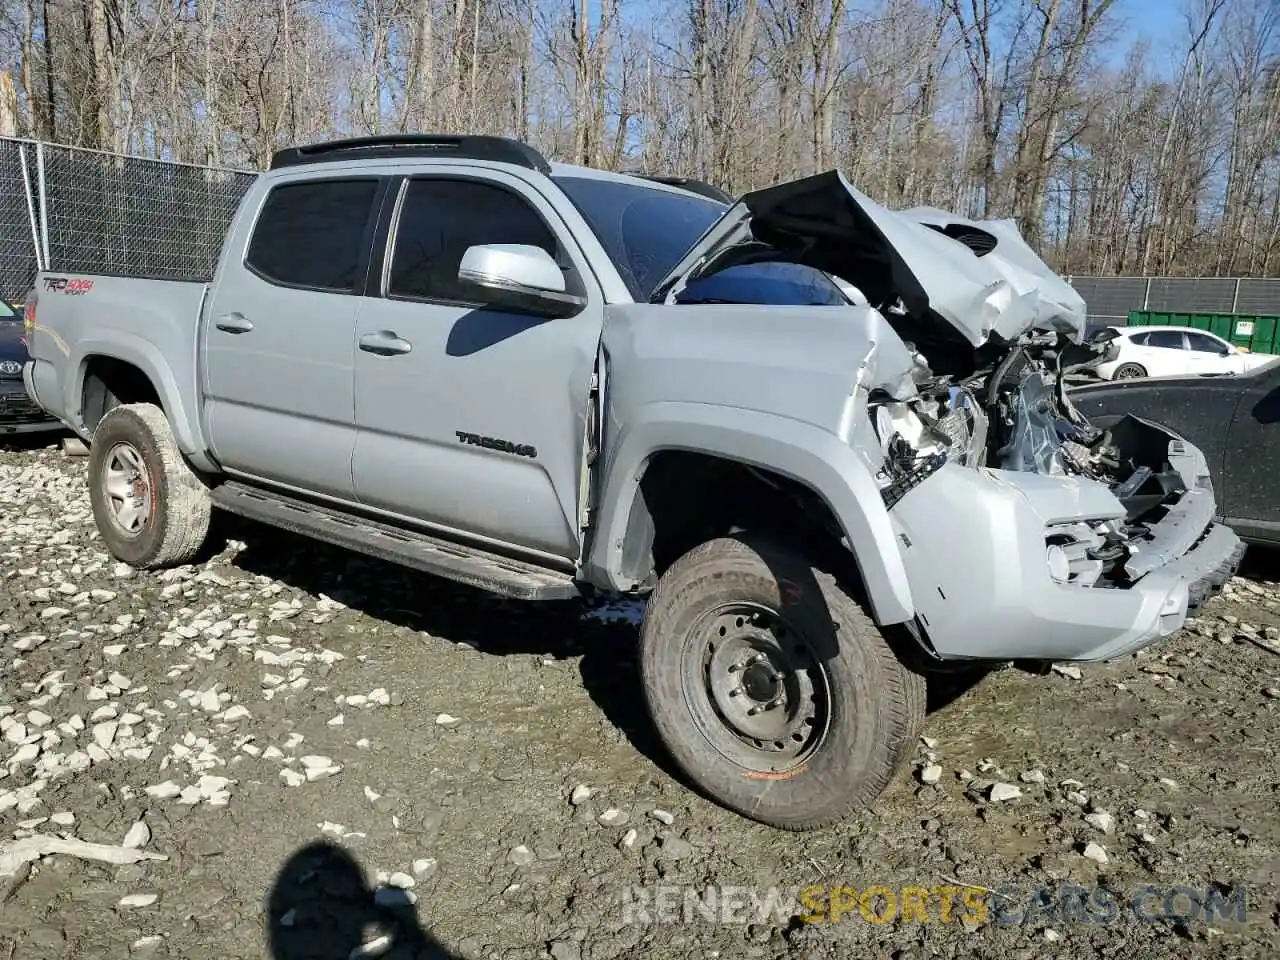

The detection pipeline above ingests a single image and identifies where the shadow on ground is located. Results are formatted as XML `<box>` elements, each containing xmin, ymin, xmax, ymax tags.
<box><xmin>216</xmin><ymin>514</ymin><xmax>677</xmax><ymax>775</ymax></box>
<box><xmin>267</xmin><ymin>840</ymin><xmax>459</xmax><ymax>960</ymax></box>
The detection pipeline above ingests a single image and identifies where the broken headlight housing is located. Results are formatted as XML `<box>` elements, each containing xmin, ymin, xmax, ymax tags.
<box><xmin>1044</xmin><ymin>519</ymin><xmax>1128</xmax><ymax>587</ymax></box>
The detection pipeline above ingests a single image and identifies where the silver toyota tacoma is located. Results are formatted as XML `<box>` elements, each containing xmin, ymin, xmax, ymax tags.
<box><xmin>22</xmin><ymin>135</ymin><xmax>1244</xmax><ymax>830</ymax></box>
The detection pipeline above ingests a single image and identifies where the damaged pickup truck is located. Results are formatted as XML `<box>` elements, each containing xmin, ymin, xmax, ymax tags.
<box><xmin>22</xmin><ymin>135</ymin><xmax>1244</xmax><ymax>830</ymax></box>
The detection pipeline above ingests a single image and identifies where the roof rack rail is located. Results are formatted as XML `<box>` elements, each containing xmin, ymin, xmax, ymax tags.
<box><xmin>269</xmin><ymin>135</ymin><xmax>552</xmax><ymax>174</ymax></box>
<box><xmin>638</xmin><ymin>175</ymin><xmax>734</xmax><ymax>204</ymax></box>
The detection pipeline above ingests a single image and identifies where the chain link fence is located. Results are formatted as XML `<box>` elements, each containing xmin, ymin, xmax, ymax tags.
<box><xmin>1065</xmin><ymin>275</ymin><xmax>1280</xmax><ymax>326</ymax></box>
<box><xmin>0</xmin><ymin>139</ymin><xmax>41</xmax><ymax>306</ymax></box>
<box><xmin>2</xmin><ymin>136</ymin><xmax>1278</xmax><ymax>326</ymax></box>
<box><xmin>0</xmin><ymin>136</ymin><xmax>256</xmax><ymax>304</ymax></box>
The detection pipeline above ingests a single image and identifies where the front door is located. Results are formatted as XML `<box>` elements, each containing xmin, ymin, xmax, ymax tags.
<box><xmin>351</xmin><ymin>170</ymin><xmax>603</xmax><ymax>562</ymax></box>
<box><xmin>202</xmin><ymin>175</ymin><xmax>388</xmax><ymax>500</ymax></box>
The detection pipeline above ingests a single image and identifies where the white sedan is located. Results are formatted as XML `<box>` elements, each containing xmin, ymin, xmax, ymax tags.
<box><xmin>1092</xmin><ymin>325</ymin><xmax>1277</xmax><ymax>380</ymax></box>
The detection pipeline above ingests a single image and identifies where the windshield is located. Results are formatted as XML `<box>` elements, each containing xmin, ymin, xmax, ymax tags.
<box><xmin>554</xmin><ymin>175</ymin><xmax>725</xmax><ymax>301</ymax></box>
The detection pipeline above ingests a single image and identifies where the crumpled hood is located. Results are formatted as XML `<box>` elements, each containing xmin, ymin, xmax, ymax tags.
<box><xmin>656</xmin><ymin>170</ymin><xmax>1087</xmax><ymax>348</ymax></box>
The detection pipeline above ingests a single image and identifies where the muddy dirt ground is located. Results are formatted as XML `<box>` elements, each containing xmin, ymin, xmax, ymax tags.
<box><xmin>1</xmin><ymin>434</ymin><xmax>1278</xmax><ymax>960</ymax></box>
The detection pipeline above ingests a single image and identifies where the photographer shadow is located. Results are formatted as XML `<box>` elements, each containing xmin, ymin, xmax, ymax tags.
<box><xmin>267</xmin><ymin>840</ymin><xmax>460</xmax><ymax>960</ymax></box>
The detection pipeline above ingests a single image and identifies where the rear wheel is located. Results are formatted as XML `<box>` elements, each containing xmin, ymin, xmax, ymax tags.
<box><xmin>88</xmin><ymin>403</ymin><xmax>211</xmax><ymax>568</ymax></box>
<box><xmin>639</xmin><ymin>533</ymin><xmax>924</xmax><ymax>830</ymax></box>
<box><xmin>1113</xmin><ymin>362</ymin><xmax>1146</xmax><ymax>379</ymax></box>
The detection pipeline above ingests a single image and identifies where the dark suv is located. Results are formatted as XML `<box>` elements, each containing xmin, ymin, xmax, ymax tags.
<box><xmin>1</xmin><ymin>297</ymin><xmax>60</xmax><ymax>436</ymax></box>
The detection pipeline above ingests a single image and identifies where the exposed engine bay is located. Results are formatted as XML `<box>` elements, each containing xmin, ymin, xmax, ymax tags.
<box><xmin>869</xmin><ymin>329</ymin><xmax>1201</xmax><ymax>590</ymax></box>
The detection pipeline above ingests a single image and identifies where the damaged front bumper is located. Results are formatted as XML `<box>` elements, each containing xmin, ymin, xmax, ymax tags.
<box><xmin>888</xmin><ymin>461</ymin><xmax>1244</xmax><ymax>663</ymax></box>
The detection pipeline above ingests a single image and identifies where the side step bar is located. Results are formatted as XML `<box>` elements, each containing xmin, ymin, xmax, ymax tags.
<box><xmin>209</xmin><ymin>482</ymin><xmax>580</xmax><ymax>601</ymax></box>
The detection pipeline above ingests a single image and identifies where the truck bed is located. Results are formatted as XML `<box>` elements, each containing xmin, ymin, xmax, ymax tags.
<box><xmin>25</xmin><ymin>273</ymin><xmax>208</xmax><ymax>444</ymax></box>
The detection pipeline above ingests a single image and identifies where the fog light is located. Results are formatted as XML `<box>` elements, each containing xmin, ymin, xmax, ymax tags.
<box><xmin>1046</xmin><ymin>544</ymin><xmax>1071</xmax><ymax>582</ymax></box>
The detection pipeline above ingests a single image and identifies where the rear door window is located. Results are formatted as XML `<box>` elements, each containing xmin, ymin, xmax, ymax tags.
<box><xmin>246</xmin><ymin>179</ymin><xmax>380</xmax><ymax>293</ymax></box>
<box><xmin>1145</xmin><ymin>330</ymin><xmax>1186</xmax><ymax>350</ymax></box>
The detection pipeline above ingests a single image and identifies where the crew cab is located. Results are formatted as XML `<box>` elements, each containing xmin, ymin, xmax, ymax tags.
<box><xmin>22</xmin><ymin>135</ymin><xmax>1245</xmax><ymax>829</ymax></box>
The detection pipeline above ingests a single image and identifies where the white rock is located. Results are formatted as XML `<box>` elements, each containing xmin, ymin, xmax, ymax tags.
<box><xmin>598</xmin><ymin>808</ymin><xmax>629</xmax><ymax>827</ymax></box>
<box><xmin>103</xmin><ymin>644</ymin><xmax>127</xmax><ymax>657</ymax></box>
<box><xmin>50</xmin><ymin>811</ymin><xmax>75</xmax><ymax>826</ymax></box>
<box><xmin>346</xmin><ymin>695</ymin><xmax>368</xmax><ymax>708</ymax></box>
<box><xmin>435</xmin><ymin>713</ymin><xmax>462</xmax><ymax>728</ymax></box>
<box><xmin>1044</xmin><ymin>928</ymin><xmax>1061</xmax><ymax>942</ymax></box>
<box><xmin>1020</xmin><ymin>769</ymin><xmax>1046</xmax><ymax>784</ymax></box>
<box><xmin>1084</xmin><ymin>811</ymin><xmax>1116</xmax><ymax>834</ymax></box>
<box><xmin>1051</xmin><ymin>664</ymin><xmax>1082</xmax><ymax>680</ymax></box>
<box><xmin>5</xmin><ymin>723</ymin><xmax>26</xmax><ymax>745</ymax></box>
<box><xmin>919</xmin><ymin>763</ymin><xmax>943</xmax><ymax>785</ymax></box>
<box><xmin>569</xmin><ymin>784</ymin><xmax>593</xmax><ymax>806</ymax></box>
<box><xmin>198</xmin><ymin>689</ymin><xmax>221</xmax><ymax>713</ymax></box>
<box><xmin>107</xmin><ymin>672</ymin><xmax>132</xmax><ymax>690</ymax></box>
<box><xmin>122</xmin><ymin>818</ymin><xmax>151</xmax><ymax>849</ymax></box>
<box><xmin>145</xmin><ymin>781</ymin><xmax>182</xmax><ymax>799</ymax></box>
<box><xmin>26</xmin><ymin>711</ymin><xmax>52</xmax><ymax>728</ymax></box>
<box><xmin>387</xmin><ymin>871</ymin><xmax>415</xmax><ymax>889</ymax></box>
<box><xmin>305</xmin><ymin>764</ymin><xmax>340</xmax><ymax>782</ymax></box>
<box><xmin>300</xmin><ymin>755</ymin><xmax>334</xmax><ymax>770</ymax></box>
<box><xmin>118</xmin><ymin>893</ymin><xmax>158</xmax><ymax>909</ymax></box>
<box><xmin>90</xmin><ymin>705</ymin><xmax>118</xmax><ymax>722</ymax></box>
<box><xmin>364</xmin><ymin>786</ymin><xmax>381</xmax><ymax>802</ymax></box>
<box><xmin>650</xmin><ymin>808</ymin><xmax>676</xmax><ymax>825</ymax></box>
<box><xmin>280</xmin><ymin>768</ymin><xmax>305</xmax><ymax>787</ymax></box>
<box><xmin>327</xmin><ymin>714</ymin><xmax>345</xmax><ymax>727</ymax></box>
<box><xmin>412</xmin><ymin>858</ymin><xmax>437</xmax><ymax>877</ymax></box>
<box><xmin>10</xmin><ymin>743</ymin><xmax>40</xmax><ymax>765</ymax></box>
<box><xmin>988</xmin><ymin>782</ymin><xmax>1022</xmax><ymax>802</ymax></box>
<box><xmin>219</xmin><ymin>705</ymin><xmax>251</xmax><ymax>722</ymax></box>
<box><xmin>85</xmin><ymin>686</ymin><xmax>109</xmax><ymax>702</ymax></box>
<box><xmin>350</xmin><ymin>934</ymin><xmax>392</xmax><ymax>958</ymax></box>
<box><xmin>279</xmin><ymin>909</ymin><xmax>297</xmax><ymax>928</ymax></box>
<box><xmin>92</xmin><ymin>721</ymin><xmax>119</xmax><ymax>749</ymax></box>
<box><xmin>1082</xmin><ymin>841</ymin><xmax>1108</xmax><ymax>863</ymax></box>
<box><xmin>619</xmin><ymin>828</ymin><xmax>639</xmax><ymax>850</ymax></box>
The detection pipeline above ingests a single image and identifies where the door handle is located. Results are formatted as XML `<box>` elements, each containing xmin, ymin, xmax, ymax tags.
<box><xmin>359</xmin><ymin>331</ymin><xmax>413</xmax><ymax>356</ymax></box>
<box><xmin>214</xmin><ymin>312</ymin><xmax>254</xmax><ymax>334</ymax></box>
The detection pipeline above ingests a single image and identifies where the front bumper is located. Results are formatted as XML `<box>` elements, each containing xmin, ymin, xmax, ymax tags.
<box><xmin>889</xmin><ymin>462</ymin><xmax>1244</xmax><ymax>663</ymax></box>
<box><xmin>0</xmin><ymin>378</ymin><xmax>61</xmax><ymax>434</ymax></box>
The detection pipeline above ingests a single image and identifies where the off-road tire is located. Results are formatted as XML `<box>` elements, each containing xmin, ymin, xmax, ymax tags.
<box><xmin>639</xmin><ymin>533</ymin><xmax>925</xmax><ymax>830</ymax></box>
<box><xmin>1113</xmin><ymin>362</ymin><xmax>1146</xmax><ymax>379</ymax></box>
<box><xmin>88</xmin><ymin>403</ymin><xmax>211</xmax><ymax>568</ymax></box>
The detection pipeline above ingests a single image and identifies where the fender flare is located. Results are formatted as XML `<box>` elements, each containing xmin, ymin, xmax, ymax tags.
<box><xmin>68</xmin><ymin>336</ymin><xmax>206</xmax><ymax>464</ymax></box>
<box><xmin>586</xmin><ymin>401</ymin><xmax>915</xmax><ymax>625</ymax></box>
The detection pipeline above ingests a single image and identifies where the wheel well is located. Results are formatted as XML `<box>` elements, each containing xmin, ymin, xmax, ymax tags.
<box><xmin>624</xmin><ymin>451</ymin><xmax>859</xmax><ymax>591</ymax></box>
<box><xmin>81</xmin><ymin>356</ymin><xmax>161</xmax><ymax>433</ymax></box>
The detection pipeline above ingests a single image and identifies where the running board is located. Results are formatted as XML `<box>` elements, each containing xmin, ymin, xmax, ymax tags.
<box><xmin>209</xmin><ymin>482</ymin><xmax>579</xmax><ymax>601</ymax></box>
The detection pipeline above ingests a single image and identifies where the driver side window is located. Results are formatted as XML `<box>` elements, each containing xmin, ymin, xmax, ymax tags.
<box><xmin>387</xmin><ymin>178</ymin><xmax>560</xmax><ymax>305</ymax></box>
<box><xmin>1185</xmin><ymin>332</ymin><xmax>1227</xmax><ymax>355</ymax></box>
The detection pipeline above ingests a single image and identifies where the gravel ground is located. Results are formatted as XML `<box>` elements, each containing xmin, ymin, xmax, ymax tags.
<box><xmin>1</xmin><ymin>434</ymin><xmax>1279</xmax><ymax>960</ymax></box>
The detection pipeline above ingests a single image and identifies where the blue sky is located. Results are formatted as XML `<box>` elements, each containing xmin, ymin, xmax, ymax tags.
<box><xmin>1110</xmin><ymin>0</ymin><xmax>1199</xmax><ymax>73</ymax></box>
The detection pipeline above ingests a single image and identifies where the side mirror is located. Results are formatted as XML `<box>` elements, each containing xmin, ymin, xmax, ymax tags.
<box><xmin>457</xmin><ymin>244</ymin><xmax>586</xmax><ymax>319</ymax></box>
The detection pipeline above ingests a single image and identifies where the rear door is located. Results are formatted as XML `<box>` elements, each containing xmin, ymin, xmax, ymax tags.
<box><xmin>1134</xmin><ymin>329</ymin><xmax>1189</xmax><ymax>376</ymax></box>
<box><xmin>201</xmin><ymin>175</ymin><xmax>387</xmax><ymax>499</ymax></box>
<box><xmin>350</xmin><ymin>170</ymin><xmax>604</xmax><ymax>562</ymax></box>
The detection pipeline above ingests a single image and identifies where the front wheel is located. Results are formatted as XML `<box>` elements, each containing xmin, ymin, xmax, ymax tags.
<box><xmin>639</xmin><ymin>534</ymin><xmax>925</xmax><ymax>830</ymax></box>
<box><xmin>87</xmin><ymin>403</ymin><xmax>212</xmax><ymax>568</ymax></box>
